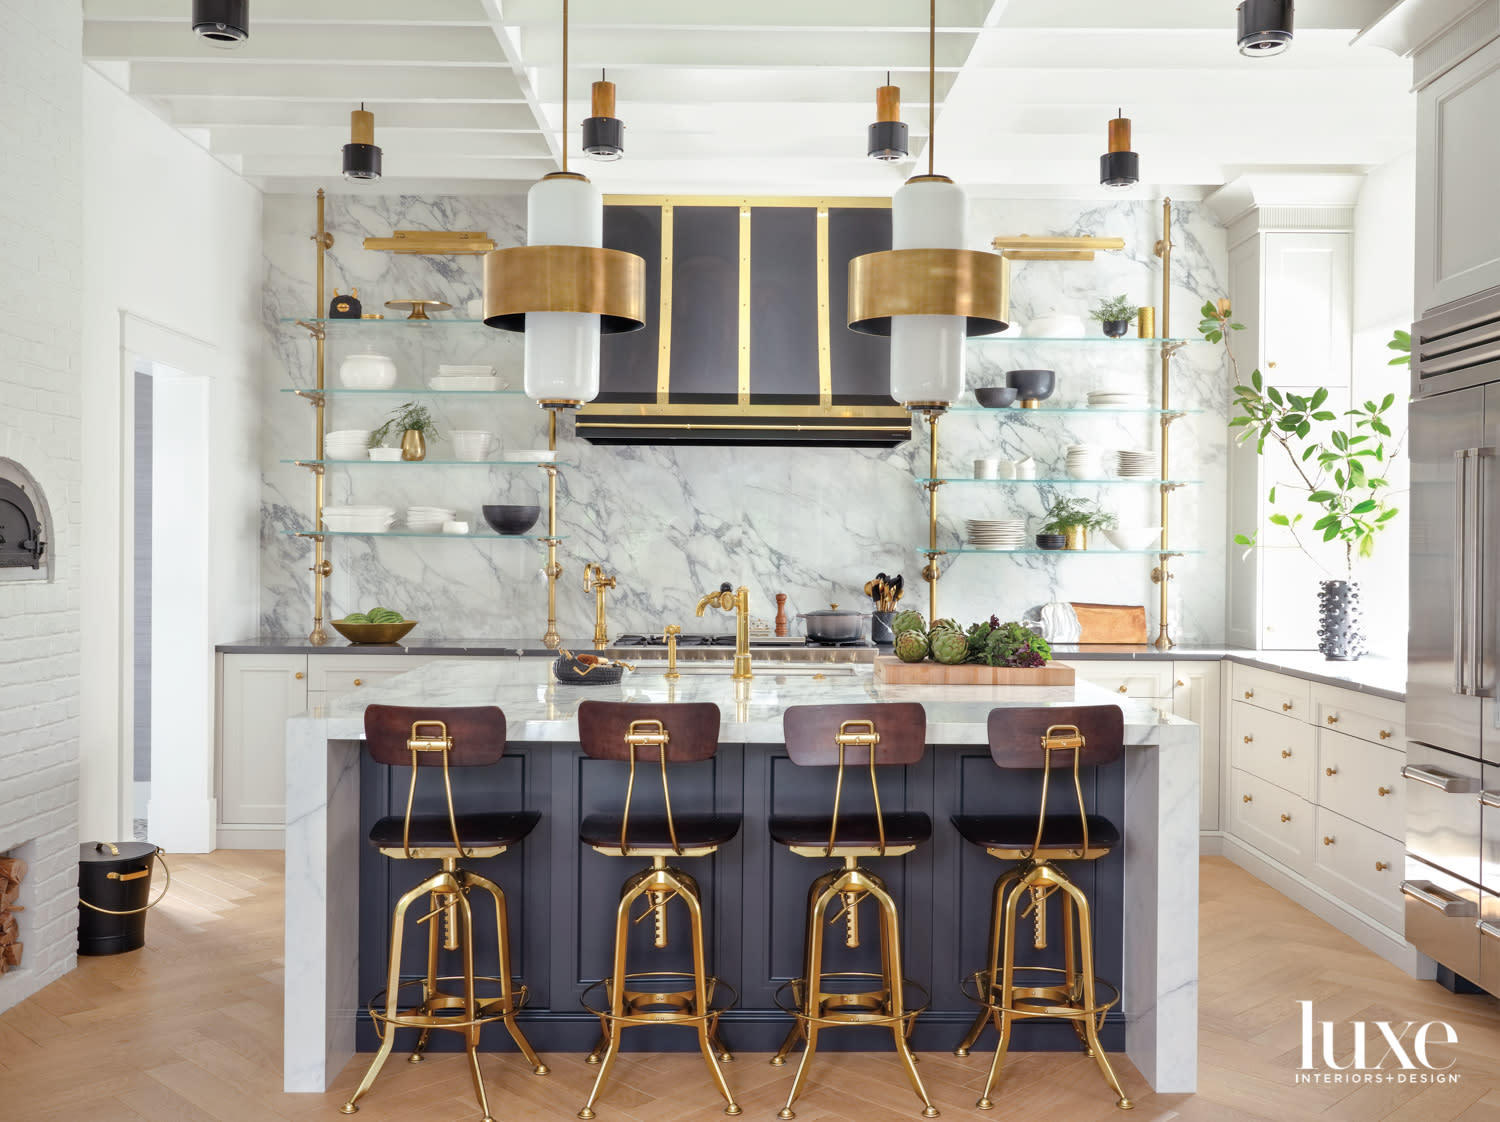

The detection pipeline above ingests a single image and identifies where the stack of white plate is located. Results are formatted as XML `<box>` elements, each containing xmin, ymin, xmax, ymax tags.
<box><xmin>428</xmin><ymin>364</ymin><xmax>500</xmax><ymax>392</ymax></box>
<box><xmin>325</xmin><ymin>430</ymin><xmax>370</xmax><ymax>461</ymax></box>
<box><xmin>322</xmin><ymin>505</ymin><xmax>395</xmax><ymax>533</ymax></box>
<box><xmin>1066</xmin><ymin>445</ymin><xmax>1101</xmax><ymax>480</ymax></box>
<box><xmin>405</xmin><ymin>505</ymin><xmax>457</xmax><ymax>533</ymax></box>
<box><xmin>1115</xmin><ymin>449</ymin><xmax>1159</xmax><ymax>477</ymax></box>
<box><xmin>1087</xmin><ymin>390</ymin><xmax>1148</xmax><ymax>410</ymax></box>
<box><xmin>965</xmin><ymin>518</ymin><xmax>1027</xmax><ymax>550</ymax></box>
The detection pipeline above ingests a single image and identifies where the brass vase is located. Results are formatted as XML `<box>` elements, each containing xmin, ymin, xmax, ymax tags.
<box><xmin>1063</xmin><ymin>525</ymin><xmax>1088</xmax><ymax>551</ymax></box>
<box><xmin>400</xmin><ymin>429</ymin><xmax>426</xmax><ymax>461</ymax></box>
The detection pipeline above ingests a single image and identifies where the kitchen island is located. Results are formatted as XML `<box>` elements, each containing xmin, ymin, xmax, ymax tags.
<box><xmin>282</xmin><ymin>659</ymin><xmax>1199</xmax><ymax>1097</ymax></box>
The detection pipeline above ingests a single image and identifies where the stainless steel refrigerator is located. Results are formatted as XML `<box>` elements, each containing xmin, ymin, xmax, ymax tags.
<box><xmin>1406</xmin><ymin>284</ymin><xmax>1500</xmax><ymax>994</ymax></box>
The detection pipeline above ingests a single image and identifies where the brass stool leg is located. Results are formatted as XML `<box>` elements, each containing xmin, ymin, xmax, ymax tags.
<box><xmin>342</xmin><ymin>871</ymin><xmax>445</xmax><ymax>1115</ymax></box>
<box><xmin>584</xmin><ymin>1021</ymin><xmax>608</xmax><ymax>1064</ymax></box>
<box><xmin>679</xmin><ymin>872</ymin><xmax>741</xmax><ymax>1116</ymax></box>
<box><xmin>777</xmin><ymin>870</ymin><xmax>843</xmax><ymax>1120</ymax></box>
<box><xmin>771</xmin><ymin>869</ymin><xmax>838</xmax><ymax>1068</ymax></box>
<box><xmin>1058</xmin><ymin>874</ymin><xmax>1132</xmax><ymax>1110</ymax></box>
<box><xmin>863</xmin><ymin>869</ymin><xmax>939</xmax><ymax>1118</ymax></box>
<box><xmin>408</xmin><ymin>887</ymin><xmax>444</xmax><ymax>1065</ymax></box>
<box><xmin>954</xmin><ymin>866</ymin><xmax>1022</xmax><ymax>1057</ymax></box>
<box><xmin>709</xmin><ymin>1013</ymin><xmax>734</xmax><ymax>1063</ymax></box>
<box><xmin>1061</xmin><ymin>889</ymin><xmax>1093</xmax><ymax>1058</ymax></box>
<box><xmin>578</xmin><ymin>872</ymin><xmax>637</xmax><ymax>1121</ymax></box>
<box><xmin>454</xmin><ymin>887</ymin><xmax>498</xmax><ymax>1122</ymax></box>
<box><xmin>976</xmin><ymin>867</ymin><xmax>1032</xmax><ymax>1111</ymax></box>
<box><xmin>468</xmin><ymin>870</ymin><xmax>549</xmax><ymax>1075</ymax></box>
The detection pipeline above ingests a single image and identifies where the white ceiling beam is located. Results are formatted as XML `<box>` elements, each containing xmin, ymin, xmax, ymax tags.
<box><xmin>84</xmin><ymin>0</ymin><xmax>491</xmax><ymax>23</ymax></box>
<box><xmin>993</xmin><ymin>0</ymin><xmax>1393</xmax><ymax>32</ymax></box>
<box><xmin>237</xmin><ymin>154</ymin><xmax>555</xmax><ymax>179</ymax></box>
<box><xmin>127</xmin><ymin>63</ymin><xmax>526</xmax><ymax>102</ymax></box>
<box><xmin>511</xmin><ymin>28</ymin><xmax>975</xmax><ymax>69</ymax></box>
<box><xmin>208</xmin><ymin>127</ymin><xmax>551</xmax><ymax>158</ymax></box>
<box><xmin>85</xmin><ymin>21</ymin><xmax>506</xmax><ymax>64</ymax></box>
<box><xmin>530</xmin><ymin>69</ymin><xmax>959</xmax><ymax>104</ymax></box>
<box><xmin>500</xmin><ymin>0</ymin><xmax>995</xmax><ymax>30</ymax></box>
<box><xmin>928</xmin><ymin>66</ymin><xmax>1410</xmax><ymax>105</ymax></box>
<box><xmin>964</xmin><ymin>29</ymin><xmax>1412</xmax><ymax>71</ymax></box>
<box><xmin>161</xmin><ymin>98</ymin><xmax>542</xmax><ymax>130</ymax></box>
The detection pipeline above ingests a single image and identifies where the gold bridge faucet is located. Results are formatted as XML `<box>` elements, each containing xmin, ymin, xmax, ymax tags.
<box><xmin>583</xmin><ymin>563</ymin><xmax>617</xmax><ymax>650</ymax></box>
<box><xmin>695</xmin><ymin>582</ymin><xmax>752</xmax><ymax>680</ymax></box>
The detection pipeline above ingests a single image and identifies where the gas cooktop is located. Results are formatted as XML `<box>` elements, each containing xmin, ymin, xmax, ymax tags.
<box><xmin>612</xmin><ymin>633</ymin><xmax>875</xmax><ymax>649</ymax></box>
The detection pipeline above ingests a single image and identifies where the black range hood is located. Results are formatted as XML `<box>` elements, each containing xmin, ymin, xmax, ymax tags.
<box><xmin>579</xmin><ymin>198</ymin><xmax>912</xmax><ymax>447</ymax></box>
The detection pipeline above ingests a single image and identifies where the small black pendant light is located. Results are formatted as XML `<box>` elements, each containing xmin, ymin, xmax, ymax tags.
<box><xmin>191</xmin><ymin>0</ymin><xmax>248</xmax><ymax>46</ymax></box>
<box><xmin>867</xmin><ymin>72</ymin><xmax>909</xmax><ymax>161</ymax></box>
<box><xmin>342</xmin><ymin>104</ymin><xmax>382</xmax><ymax>181</ymax></box>
<box><xmin>1099</xmin><ymin>110</ymin><xmax>1139</xmax><ymax>188</ymax></box>
<box><xmin>582</xmin><ymin>71</ymin><xmax>624</xmax><ymax>161</ymax></box>
<box><xmin>1238</xmin><ymin>0</ymin><xmax>1294</xmax><ymax>56</ymax></box>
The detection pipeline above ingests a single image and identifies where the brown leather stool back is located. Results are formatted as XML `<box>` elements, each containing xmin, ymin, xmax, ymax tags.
<box><xmin>365</xmin><ymin>704</ymin><xmax>507</xmax><ymax>766</ymax></box>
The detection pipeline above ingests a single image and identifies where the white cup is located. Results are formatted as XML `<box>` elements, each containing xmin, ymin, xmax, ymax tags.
<box><xmin>974</xmin><ymin>458</ymin><xmax>999</xmax><ymax>480</ymax></box>
<box><xmin>442</xmin><ymin>521</ymin><xmax>470</xmax><ymax>535</ymax></box>
<box><xmin>1015</xmin><ymin>457</ymin><xmax>1036</xmax><ymax>479</ymax></box>
<box><xmin>995</xmin><ymin>460</ymin><xmax>1017</xmax><ymax>480</ymax></box>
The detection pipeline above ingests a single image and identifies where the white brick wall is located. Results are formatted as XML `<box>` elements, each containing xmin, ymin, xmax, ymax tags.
<box><xmin>0</xmin><ymin>0</ymin><xmax>83</xmax><ymax>1012</ymax></box>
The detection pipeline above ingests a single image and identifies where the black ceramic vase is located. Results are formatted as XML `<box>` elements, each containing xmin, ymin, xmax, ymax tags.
<box><xmin>1317</xmin><ymin>580</ymin><xmax>1365</xmax><ymax>661</ymax></box>
<box><xmin>1102</xmin><ymin>318</ymin><xmax>1131</xmax><ymax>338</ymax></box>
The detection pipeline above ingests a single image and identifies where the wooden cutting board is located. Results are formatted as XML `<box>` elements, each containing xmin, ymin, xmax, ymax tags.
<box><xmin>873</xmin><ymin>656</ymin><xmax>1076</xmax><ymax>686</ymax></box>
<box><xmin>1071</xmin><ymin>603</ymin><xmax>1147</xmax><ymax>644</ymax></box>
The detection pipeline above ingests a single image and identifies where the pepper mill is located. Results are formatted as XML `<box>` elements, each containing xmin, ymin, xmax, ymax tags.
<box><xmin>774</xmin><ymin>593</ymin><xmax>789</xmax><ymax>637</ymax></box>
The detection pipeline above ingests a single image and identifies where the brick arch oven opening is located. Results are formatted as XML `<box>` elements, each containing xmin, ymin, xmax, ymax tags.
<box><xmin>0</xmin><ymin>457</ymin><xmax>54</xmax><ymax>583</ymax></box>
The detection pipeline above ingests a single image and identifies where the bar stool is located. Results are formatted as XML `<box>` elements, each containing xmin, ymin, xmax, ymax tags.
<box><xmin>575</xmin><ymin>700</ymin><xmax>742</xmax><ymax>1120</ymax></box>
<box><xmin>342</xmin><ymin>705</ymin><xmax>547</xmax><ymax>1121</ymax></box>
<box><xmin>950</xmin><ymin>705</ymin><xmax>1132</xmax><ymax>1111</ymax></box>
<box><xmin>769</xmin><ymin>702</ymin><xmax>939</xmax><ymax>1120</ymax></box>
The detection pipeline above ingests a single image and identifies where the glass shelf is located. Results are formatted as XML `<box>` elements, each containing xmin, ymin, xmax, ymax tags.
<box><xmin>282</xmin><ymin>458</ymin><xmax>566</xmax><ymax>468</ymax></box>
<box><xmin>930</xmin><ymin>547</ymin><xmax>1203</xmax><ymax>556</ymax></box>
<box><xmin>918</xmin><ymin>477</ymin><xmax>1196</xmax><ymax>486</ymax></box>
<box><xmin>946</xmin><ymin>405</ymin><xmax>1203</xmax><ymax>415</ymax></box>
<box><xmin>283</xmin><ymin>531</ymin><xmax>560</xmax><ymax>541</ymax></box>
<box><xmin>280</xmin><ymin>387</ymin><xmax>525</xmax><ymax>397</ymax></box>
<box><xmin>279</xmin><ymin>317</ymin><xmax>488</xmax><ymax>326</ymax></box>
<box><xmin>970</xmin><ymin>336</ymin><xmax>1191</xmax><ymax>345</ymax></box>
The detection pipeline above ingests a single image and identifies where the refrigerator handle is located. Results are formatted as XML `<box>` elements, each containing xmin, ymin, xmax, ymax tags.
<box><xmin>1472</xmin><ymin>447</ymin><xmax>1494</xmax><ymax>698</ymax></box>
<box><xmin>1454</xmin><ymin>449</ymin><xmax>1469</xmax><ymax>695</ymax></box>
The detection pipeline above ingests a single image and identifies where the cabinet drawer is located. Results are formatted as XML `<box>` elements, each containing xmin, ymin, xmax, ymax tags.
<box><xmin>1316</xmin><ymin>728</ymin><xmax>1405</xmax><ymax>840</ymax></box>
<box><xmin>1232</xmin><ymin>664</ymin><xmax>1310</xmax><ymax>719</ymax></box>
<box><xmin>1311</xmin><ymin>685</ymin><xmax>1403</xmax><ymax>748</ymax></box>
<box><xmin>307</xmin><ymin>657</ymin><xmax>420</xmax><ymax>698</ymax></box>
<box><xmin>1311</xmin><ymin>806</ymin><xmax>1404</xmax><ymax>932</ymax></box>
<box><xmin>1231</xmin><ymin>703</ymin><xmax>1314</xmax><ymax>799</ymax></box>
<box><xmin>1230</xmin><ymin>768</ymin><xmax>1313</xmax><ymax>875</ymax></box>
<box><xmin>1070</xmin><ymin>660</ymin><xmax>1175</xmax><ymax>699</ymax></box>
<box><xmin>1403</xmin><ymin>856</ymin><xmax>1480</xmax><ymax>982</ymax></box>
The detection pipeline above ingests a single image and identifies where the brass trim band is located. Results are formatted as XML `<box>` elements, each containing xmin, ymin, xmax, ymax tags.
<box><xmin>738</xmin><ymin>205</ymin><xmax>752</xmax><ymax>405</ymax></box>
<box><xmin>657</xmin><ymin>203</ymin><xmax>674</xmax><ymax>403</ymax></box>
<box><xmin>577</xmin><ymin>402</ymin><xmax>908</xmax><ymax>418</ymax></box>
<box><xmin>482</xmin><ymin>245</ymin><xmax>647</xmax><ymax>332</ymax></box>
<box><xmin>816</xmin><ymin>206</ymin><xmax>832</xmax><ymax>406</ymax></box>
<box><xmin>847</xmin><ymin>248</ymin><xmax>1009</xmax><ymax>336</ymax></box>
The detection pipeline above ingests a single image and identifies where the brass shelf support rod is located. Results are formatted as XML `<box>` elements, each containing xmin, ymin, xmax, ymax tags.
<box><xmin>921</xmin><ymin>409</ymin><xmax>945</xmax><ymax>620</ymax></box>
<box><xmin>542</xmin><ymin>407</ymin><xmax>564</xmax><ymax>649</ymax></box>
<box><xmin>1151</xmin><ymin>198</ymin><xmax>1176</xmax><ymax>651</ymax></box>
<box><xmin>309</xmin><ymin>189</ymin><xmax>334</xmax><ymax>646</ymax></box>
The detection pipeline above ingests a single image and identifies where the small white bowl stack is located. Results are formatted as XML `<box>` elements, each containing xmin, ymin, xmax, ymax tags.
<box><xmin>1066</xmin><ymin>444</ymin><xmax>1101</xmax><ymax>479</ymax></box>
<box><xmin>966</xmin><ymin>518</ymin><xmax>1027</xmax><ymax>550</ymax></box>
<box><xmin>322</xmin><ymin>505</ymin><xmax>395</xmax><ymax>533</ymax></box>
<box><xmin>1087</xmin><ymin>390</ymin><xmax>1148</xmax><ymax>410</ymax></box>
<box><xmin>1114</xmin><ymin>449</ymin><xmax>1159</xmax><ymax>478</ymax></box>
<box><xmin>450</xmin><ymin>430</ymin><xmax>495</xmax><ymax>462</ymax></box>
<box><xmin>405</xmin><ymin>506</ymin><xmax>457</xmax><ymax>534</ymax></box>
<box><xmin>1104</xmin><ymin>526</ymin><xmax>1163</xmax><ymax>551</ymax></box>
<box><xmin>324</xmin><ymin>430</ymin><xmax>371</xmax><ymax>461</ymax></box>
<box><xmin>428</xmin><ymin>364</ymin><xmax>499</xmax><ymax>392</ymax></box>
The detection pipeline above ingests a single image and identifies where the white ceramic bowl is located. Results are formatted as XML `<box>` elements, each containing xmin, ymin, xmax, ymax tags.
<box><xmin>1027</xmin><ymin>313</ymin><xmax>1085</xmax><ymax>339</ymax></box>
<box><xmin>338</xmin><ymin>353</ymin><xmax>398</xmax><ymax>390</ymax></box>
<box><xmin>368</xmin><ymin>447</ymin><xmax>403</xmax><ymax>461</ymax></box>
<box><xmin>1104</xmin><ymin>526</ymin><xmax>1162</xmax><ymax>551</ymax></box>
<box><xmin>450</xmin><ymin>430</ymin><xmax>494</xmax><ymax>462</ymax></box>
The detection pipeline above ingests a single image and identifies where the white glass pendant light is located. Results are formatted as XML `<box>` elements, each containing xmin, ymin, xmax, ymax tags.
<box><xmin>522</xmin><ymin>174</ymin><xmax>603</xmax><ymax>402</ymax></box>
<box><xmin>890</xmin><ymin>176</ymin><xmax>968</xmax><ymax>405</ymax></box>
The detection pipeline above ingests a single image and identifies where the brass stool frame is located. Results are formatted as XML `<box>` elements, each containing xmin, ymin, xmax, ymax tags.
<box><xmin>342</xmin><ymin>718</ymin><xmax>546</xmax><ymax>1122</ymax></box>
<box><xmin>577</xmin><ymin>716</ymin><xmax>740</xmax><ymax>1120</ymax></box>
<box><xmin>951</xmin><ymin>721</ymin><xmax>1132</xmax><ymax>1112</ymax></box>
<box><xmin>772</xmin><ymin>716</ymin><xmax>939</xmax><ymax>1120</ymax></box>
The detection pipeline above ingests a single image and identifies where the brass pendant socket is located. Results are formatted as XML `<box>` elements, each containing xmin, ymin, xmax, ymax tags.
<box><xmin>591</xmin><ymin>79</ymin><xmax>616</xmax><ymax>119</ymax></box>
<box><xmin>350</xmin><ymin>106</ymin><xmax>375</xmax><ymax>146</ymax></box>
<box><xmin>875</xmin><ymin>85</ymin><xmax>902</xmax><ymax>123</ymax></box>
<box><xmin>1107</xmin><ymin>115</ymin><xmax>1132</xmax><ymax>154</ymax></box>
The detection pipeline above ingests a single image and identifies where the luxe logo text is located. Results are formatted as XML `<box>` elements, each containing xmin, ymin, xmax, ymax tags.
<box><xmin>1294</xmin><ymin>1000</ymin><xmax>1460</xmax><ymax>1084</ymax></box>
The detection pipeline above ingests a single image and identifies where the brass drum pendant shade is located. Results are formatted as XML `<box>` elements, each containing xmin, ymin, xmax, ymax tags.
<box><xmin>847</xmin><ymin>248</ymin><xmax>1008</xmax><ymax>336</ymax></box>
<box><xmin>482</xmin><ymin>241</ymin><xmax>646</xmax><ymax>333</ymax></box>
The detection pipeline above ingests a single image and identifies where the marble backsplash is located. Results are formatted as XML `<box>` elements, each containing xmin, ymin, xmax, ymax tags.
<box><xmin>259</xmin><ymin>193</ymin><xmax>1230</xmax><ymax>644</ymax></box>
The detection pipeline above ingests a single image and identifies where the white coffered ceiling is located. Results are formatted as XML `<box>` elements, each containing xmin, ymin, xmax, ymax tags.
<box><xmin>81</xmin><ymin>0</ymin><xmax>1415</xmax><ymax>198</ymax></box>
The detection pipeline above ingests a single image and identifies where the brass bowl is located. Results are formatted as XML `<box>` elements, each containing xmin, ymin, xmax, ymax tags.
<box><xmin>330</xmin><ymin>619</ymin><xmax>418</xmax><ymax>645</ymax></box>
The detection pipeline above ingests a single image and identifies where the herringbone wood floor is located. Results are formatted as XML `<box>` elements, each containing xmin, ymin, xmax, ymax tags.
<box><xmin>1</xmin><ymin>853</ymin><xmax>1499</xmax><ymax>1121</ymax></box>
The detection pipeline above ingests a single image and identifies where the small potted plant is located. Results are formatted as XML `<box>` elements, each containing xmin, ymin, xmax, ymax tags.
<box><xmin>1039</xmin><ymin>497</ymin><xmax>1116</xmax><ymax>551</ymax></box>
<box><xmin>1090</xmin><ymin>294</ymin><xmax>1141</xmax><ymax>338</ymax></box>
<box><xmin>368</xmin><ymin>402</ymin><xmax>440</xmax><ymax>462</ymax></box>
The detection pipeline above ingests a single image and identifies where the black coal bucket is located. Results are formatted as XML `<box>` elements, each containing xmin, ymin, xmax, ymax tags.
<box><xmin>77</xmin><ymin>841</ymin><xmax>169</xmax><ymax>955</ymax></box>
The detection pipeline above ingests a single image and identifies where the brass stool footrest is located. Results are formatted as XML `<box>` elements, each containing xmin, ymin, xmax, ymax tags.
<box><xmin>960</xmin><ymin>966</ymin><xmax>1119</xmax><ymax>1027</ymax></box>
<box><xmin>580</xmin><ymin>972</ymin><xmax>738</xmax><ymax>1028</ymax></box>
<box><xmin>773</xmin><ymin>972</ymin><xmax>931</xmax><ymax>1029</ymax></box>
<box><xmin>367</xmin><ymin>976</ymin><xmax>530</xmax><ymax>1037</ymax></box>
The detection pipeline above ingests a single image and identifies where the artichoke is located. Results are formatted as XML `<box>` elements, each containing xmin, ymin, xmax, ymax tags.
<box><xmin>894</xmin><ymin>630</ymin><xmax>930</xmax><ymax>662</ymax></box>
<box><xmin>891</xmin><ymin>609</ymin><xmax>926</xmax><ymax>636</ymax></box>
<box><xmin>930</xmin><ymin>617</ymin><xmax>962</xmax><ymax>634</ymax></box>
<box><xmin>930</xmin><ymin>627</ymin><xmax>970</xmax><ymax>665</ymax></box>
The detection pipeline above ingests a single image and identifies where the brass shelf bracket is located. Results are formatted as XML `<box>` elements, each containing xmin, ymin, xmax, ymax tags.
<box><xmin>294</xmin><ymin>320</ymin><xmax>327</xmax><ymax>341</ymax></box>
<box><xmin>1153</xmin><ymin>199</ymin><xmax>1177</xmax><ymax>651</ymax></box>
<box><xmin>541</xmin><ymin>408</ymin><xmax>565</xmax><ymax>649</ymax></box>
<box><xmin>307</xmin><ymin>190</ymin><xmax>334</xmax><ymax>647</ymax></box>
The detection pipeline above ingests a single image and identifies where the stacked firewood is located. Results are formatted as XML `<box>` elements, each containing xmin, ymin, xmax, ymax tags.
<box><xmin>0</xmin><ymin>855</ymin><xmax>25</xmax><ymax>973</ymax></box>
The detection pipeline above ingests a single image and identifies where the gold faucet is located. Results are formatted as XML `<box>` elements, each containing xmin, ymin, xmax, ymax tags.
<box><xmin>695</xmin><ymin>583</ymin><xmax>752</xmax><ymax>680</ymax></box>
<box><xmin>583</xmin><ymin>563</ymin><xmax>617</xmax><ymax>650</ymax></box>
<box><xmin>664</xmin><ymin>624</ymin><xmax>681</xmax><ymax>680</ymax></box>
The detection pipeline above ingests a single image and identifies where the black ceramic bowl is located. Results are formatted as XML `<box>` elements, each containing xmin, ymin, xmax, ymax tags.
<box><xmin>1006</xmin><ymin>369</ymin><xmax>1056</xmax><ymax>402</ymax></box>
<box><xmin>1035</xmin><ymin>533</ymin><xmax>1066</xmax><ymax>551</ymax></box>
<box><xmin>974</xmin><ymin>386</ymin><xmax>1019</xmax><ymax>409</ymax></box>
<box><xmin>482</xmin><ymin>504</ymin><xmax>541</xmax><ymax>536</ymax></box>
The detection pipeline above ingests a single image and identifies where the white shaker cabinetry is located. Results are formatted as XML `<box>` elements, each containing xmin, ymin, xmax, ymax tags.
<box><xmin>216</xmin><ymin>654</ymin><xmax>307</xmax><ymax>849</ymax></box>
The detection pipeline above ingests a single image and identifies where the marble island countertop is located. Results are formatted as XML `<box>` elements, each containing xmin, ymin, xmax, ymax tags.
<box><xmin>299</xmin><ymin>658</ymin><xmax>1195</xmax><ymax>746</ymax></box>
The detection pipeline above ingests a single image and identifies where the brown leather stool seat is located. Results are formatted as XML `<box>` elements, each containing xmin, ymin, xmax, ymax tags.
<box><xmin>768</xmin><ymin>812</ymin><xmax>931</xmax><ymax>851</ymax></box>
<box><xmin>579</xmin><ymin>812</ymin><xmax>740</xmax><ymax>852</ymax></box>
<box><xmin>370</xmin><ymin>810</ymin><xmax>540</xmax><ymax>851</ymax></box>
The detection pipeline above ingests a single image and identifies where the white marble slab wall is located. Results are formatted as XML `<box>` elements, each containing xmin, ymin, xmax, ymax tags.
<box><xmin>260</xmin><ymin>193</ymin><xmax>1229</xmax><ymax>643</ymax></box>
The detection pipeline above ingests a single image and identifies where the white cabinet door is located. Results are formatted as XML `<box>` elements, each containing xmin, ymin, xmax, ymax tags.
<box><xmin>1063</xmin><ymin>660</ymin><xmax>1175</xmax><ymax>699</ymax></box>
<box><xmin>217</xmin><ymin>654</ymin><xmax>307</xmax><ymax>843</ymax></box>
<box><xmin>1172</xmin><ymin>662</ymin><xmax>1222</xmax><ymax>832</ymax></box>
<box><xmin>1418</xmin><ymin>37</ymin><xmax>1500</xmax><ymax>314</ymax></box>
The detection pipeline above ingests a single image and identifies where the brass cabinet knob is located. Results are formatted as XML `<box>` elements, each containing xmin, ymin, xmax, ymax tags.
<box><xmin>1323</xmin><ymin>835</ymin><xmax>1335</xmax><ymax>846</ymax></box>
<box><xmin>1282</xmin><ymin>702</ymin><xmax>1293</xmax><ymax>711</ymax></box>
<box><xmin>1325</xmin><ymin>766</ymin><xmax>1337</xmax><ymax>776</ymax></box>
<box><xmin>1375</xmin><ymin>861</ymin><xmax>1390</xmax><ymax>871</ymax></box>
<box><xmin>1117</xmin><ymin>685</ymin><xmax>1128</xmax><ymax>694</ymax></box>
<box><xmin>1243</xmin><ymin>794</ymin><xmax>1253</xmax><ymax>803</ymax></box>
<box><xmin>1280</xmin><ymin>813</ymin><xmax>1292</xmax><ymax>823</ymax></box>
<box><xmin>1281</xmin><ymin>749</ymin><xmax>1293</xmax><ymax>758</ymax></box>
<box><xmin>1176</xmin><ymin>678</ymin><xmax>1185</xmax><ymax>687</ymax></box>
<box><xmin>1243</xmin><ymin>735</ymin><xmax>1253</xmax><ymax>743</ymax></box>
<box><xmin>353</xmin><ymin>678</ymin><xmax>363</xmax><ymax>687</ymax></box>
<box><xmin>1244</xmin><ymin>690</ymin><xmax>1254</xmax><ymax>699</ymax></box>
<box><xmin>1379</xmin><ymin>729</ymin><xmax>1392</xmax><ymax>740</ymax></box>
<box><xmin>295</xmin><ymin>671</ymin><xmax>305</xmax><ymax>680</ymax></box>
<box><xmin>1326</xmin><ymin>715</ymin><xmax>1338</xmax><ymax>725</ymax></box>
<box><xmin>1377</xmin><ymin>786</ymin><xmax>1391</xmax><ymax>797</ymax></box>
